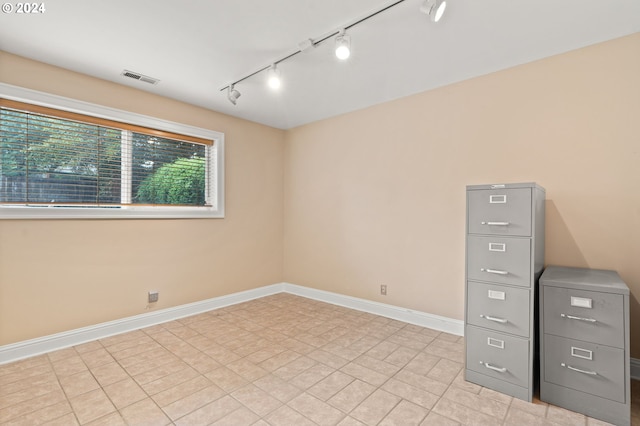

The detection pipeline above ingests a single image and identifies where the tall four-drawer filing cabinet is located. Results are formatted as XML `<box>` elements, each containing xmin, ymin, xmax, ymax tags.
<box><xmin>540</xmin><ymin>266</ymin><xmax>630</xmax><ymax>426</ymax></box>
<box><xmin>464</xmin><ymin>182</ymin><xmax>545</xmax><ymax>401</ymax></box>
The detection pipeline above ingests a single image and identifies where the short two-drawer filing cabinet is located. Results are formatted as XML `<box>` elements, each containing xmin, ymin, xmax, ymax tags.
<box><xmin>540</xmin><ymin>266</ymin><xmax>630</xmax><ymax>426</ymax></box>
<box><xmin>464</xmin><ymin>182</ymin><xmax>545</xmax><ymax>401</ymax></box>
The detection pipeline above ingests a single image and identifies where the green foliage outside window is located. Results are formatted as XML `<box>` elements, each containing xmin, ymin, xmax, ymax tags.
<box><xmin>136</xmin><ymin>156</ymin><xmax>205</xmax><ymax>206</ymax></box>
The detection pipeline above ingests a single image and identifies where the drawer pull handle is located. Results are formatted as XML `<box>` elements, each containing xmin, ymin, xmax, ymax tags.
<box><xmin>561</xmin><ymin>363</ymin><xmax>598</xmax><ymax>376</ymax></box>
<box><xmin>481</xmin><ymin>221</ymin><xmax>510</xmax><ymax>226</ymax></box>
<box><xmin>561</xmin><ymin>314</ymin><xmax>597</xmax><ymax>323</ymax></box>
<box><xmin>480</xmin><ymin>314</ymin><xmax>508</xmax><ymax>324</ymax></box>
<box><xmin>481</xmin><ymin>268</ymin><xmax>508</xmax><ymax>275</ymax></box>
<box><xmin>480</xmin><ymin>361</ymin><xmax>507</xmax><ymax>373</ymax></box>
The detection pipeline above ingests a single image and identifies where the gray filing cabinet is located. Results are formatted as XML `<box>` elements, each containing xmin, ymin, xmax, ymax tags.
<box><xmin>540</xmin><ymin>266</ymin><xmax>630</xmax><ymax>426</ymax></box>
<box><xmin>464</xmin><ymin>182</ymin><xmax>545</xmax><ymax>401</ymax></box>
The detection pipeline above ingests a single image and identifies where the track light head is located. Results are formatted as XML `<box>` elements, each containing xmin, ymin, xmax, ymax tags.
<box><xmin>267</xmin><ymin>65</ymin><xmax>281</xmax><ymax>90</ymax></box>
<box><xmin>420</xmin><ymin>0</ymin><xmax>446</xmax><ymax>22</ymax></box>
<box><xmin>227</xmin><ymin>85</ymin><xmax>241</xmax><ymax>105</ymax></box>
<box><xmin>335</xmin><ymin>30</ymin><xmax>351</xmax><ymax>60</ymax></box>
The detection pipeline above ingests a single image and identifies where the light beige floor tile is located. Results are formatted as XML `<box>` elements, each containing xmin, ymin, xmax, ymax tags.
<box><xmin>337</xmin><ymin>416</ymin><xmax>367</xmax><ymax>426</ymax></box>
<box><xmin>426</xmin><ymin>358</ymin><xmax>463</xmax><ymax>385</ymax></box>
<box><xmin>85</xmin><ymin>411</ymin><xmax>127</xmax><ymax>426</ymax></box>
<box><xmin>586</xmin><ymin>417</ymin><xmax>615</xmax><ymax>426</ymax></box>
<box><xmin>103</xmin><ymin>377</ymin><xmax>147</xmax><ymax>410</ymax></box>
<box><xmin>78</xmin><ymin>348</ymin><xmax>114</xmax><ymax>370</ymax></box>
<box><xmin>450</xmin><ymin>370</ymin><xmax>482</xmax><ymax>394</ymax></box>
<box><xmin>327</xmin><ymin>379</ymin><xmax>376</xmax><ymax>413</ymax></box>
<box><xmin>174</xmin><ymin>395</ymin><xmax>241</xmax><ymax>426</ymax></box>
<box><xmin>420</xmin><ymin>411</ymin><xmax>461</xmax><ymax>425</ymax></box>
<box><xmin>2</xmin><ymin>400</ymin><xmax>72</xmax><ymax>425</ymax></box>
<box><xmin>504</xmin><ymin>407</ymin><xmax>553</xmax><ymax>426</ymax></box>
<box><xmin>253</xmin><ymin>374</ymin><xmax>302</xmax><ymax>403</ymax></box>
<box><xmin>340</xmin><ymin>362</ymin><xmax>388</xmax><ymax>387</ymax></box>
<box><xmin>308</xmin><ymin>371</ymin><xmax>355</xmax><ymax>401</ymax></box>
<box><xmin>273</xmin><ymin>356</ymin><xmax>317</xmax><ymax>381</ymax></box>
<box><xmin>205</xmin><ymin>366</ymin><xmax>249</xmax><ymax>393</ymax></box>
<box><xmin>51</xmin><ymin>356</ymin><xmax>87</xmax><ymax>377</ymax></box>
<box><xmin>442</xmin><ymin>386</ymin><xmax>509</xmax><ymax>420</ymax></box>
<box><xmin>259</xmin><ymin>350</ymin><xmax>302</xmax><ymax>372</ymax></box>
<box><xmin>264</xmin><ymin>404</ymin><xmax>317</xmax><ymax>426</ymax></box>
<box><xmin>546</xmin><ymin>405</ymin><xmax>587</xmax><ymax>426</ymax></box>
<box><xmin>140</xmin><ymin>365</ymin><xmax>200</xmax><ymax>395</ymax></box>
<box><xmin>403</xmin><ymin>352</ymin><xmax>440</xmax><ymax>376</ymax></box>
<box><xmin>0</xmin><ymin>389</ymin><xmax>67</xmax><ymax>423</ymax></box>
<box><xmin>478</xmin><ymin>386</ymin><xmax>513</xmax><ymax>405</ymax></box>
<box><xmin>151</xmin><ymin>375</ymin><xmax>213</xmax><ymax>407</ymax></box>
<box><xmin>350</xmin><ymin>388</ymin><xmax>401</xmax><ymax>425</ymax></box>
<box><xmin>353</xmin><ymin>354</ymin><xmax>401</xmax><ymax>377</ymax></box>
<box><xmin>288</xmin><ymin>392</ymin><xmax>346</xmax><ymax>426</ymax></box>
<box><xmin>68</xmin><ymin>389</ymin><xmax>116</xmax><ymax>425</ymax></box>
<box><xmin>289</xmin><ymin>363</ymin><xmax>334</xmax><ymax>389</ymax></box>
<box><xmin>162</xmin><ymin>384</ymin><xmax>226</xmax><ymax>421</ymax></box>
<box><xmin>119</xmin><ymin>398</ymin><xmax>171</xmax><ymax>426</ymax></box>
<box><xmin>42</xmin><ymin>412</ymin><xmax>80</xmax><ymax>426</ymax></box>
<box><xmin>381</xmin><ymin>378</ymin><xmax>439</xmax><ymax>410</ymax></box>
<box><xmin>210</xmin><ymin>406</ymin><xmax>260</xmax><ymax>425</ymax></box>
<box><xmin>89</xmin><ymin>362</ymin><xmax>129</xmax><ymax>387</ymax></box>
<box><xmin>230</xmin><ymin>383</ymin><xmax>282</xmax><ymax>417</ymax></box>
<box><xmin>510</xmin><ymin>396</ymin><xmax>548</xmax><ymax>417</ymax></box>
<box><xmin>226</xmin><ymin>358</ymin><xmax>269</xmax><ymax>381</ymax></box>
<box><xmin>379</xmin><ymin>400</ymin><xmax>429</xmax><ymax>426</ymax></box>
<box><xmin>432</xmin><ymin>398</ymin><xmax>500</xmax><ymax>426</ymax></box>
<box><xmin>308</xmin><ymin>349</ymin><xmax>350</xmax><ymax>369</ymax></box>
<box><xmin>2</xmin><ymin>294</ymin><xmax>637</xmax><ymax>426</ymax></box>
<box><xmin>59</xmin><ymin>371</ymin><xmax>100</xmax><ymax>399</ymax></box>
<box><xmin>392</xmin><ymin>368</ymin><xmax>448</xmax><ymax>396</ymax></box>
<box><xmin>0</xmin><ymin>378</ymin><xmax>61</xmax><ymax>409</ymax></box>
<box><xmin>0</xmin><ymin>371</ymin><xmax>58</xmax><ymax>398</ymax></box>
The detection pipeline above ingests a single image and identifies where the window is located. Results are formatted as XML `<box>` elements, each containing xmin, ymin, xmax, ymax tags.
<box><xmin>0</xmin><ymin>84</ymin><xmax>224</xmax><ymax>219</ymax></box>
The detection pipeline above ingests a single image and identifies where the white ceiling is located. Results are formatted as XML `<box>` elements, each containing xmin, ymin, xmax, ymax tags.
<box><xmin>1</xmin><ymin>0</ymin><xmax>639</xmax><ymax>129</ymax></box>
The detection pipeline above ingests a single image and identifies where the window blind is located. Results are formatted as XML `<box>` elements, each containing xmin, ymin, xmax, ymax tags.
<box><xmin>0</xmin><ymin>99</ymin><xmax>212</xmax><ymax>208</ymax></box>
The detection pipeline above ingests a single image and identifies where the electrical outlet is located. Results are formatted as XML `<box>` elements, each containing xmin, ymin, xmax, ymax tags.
<box><xmin>380</xmin><ymin>285</ymin><xmax>387</xmax><ymax>296</ymax></box>
<box><xmin>148</xmin><ymin>291</ymin><xmax>159</xmax><ymax>303</ymax></box>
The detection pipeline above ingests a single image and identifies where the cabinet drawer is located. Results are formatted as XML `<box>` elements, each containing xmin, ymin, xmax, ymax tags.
<box><xmin>467</xmin><ymin>188</ymin><xmax>532</xmax><ymax>237</ymax></box>
<box><xmin>466</xmin><ymin>325</ymin><xmax>529</xmax><ymax>388</ymax></box>
<box><xmin>467</xmin><ymin>236</ymin><xmax>531</xmax><ymax>287</ymax></box>
<box><xmin>543</xmin><ymin>286</ymin><xmax>625</xmax><ymax>348</ymax></box>
<box><xmin>543</xmin><ymin>334</ymin><xmax>625</xmax><ymax>403</ymax></box>
<box><xmin>466</xmin><ymin>281</ymin><xmax>530</xmax><ymax>337</ymax></box>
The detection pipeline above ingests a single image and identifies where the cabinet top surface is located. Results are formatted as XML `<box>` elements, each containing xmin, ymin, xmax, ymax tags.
<box><xmin>541</xmin><ymin>265</ymin><xmax>629</xmax><ymax>295</ymax></box>
<box><xmin>466</xmin><ymin>182</ymin><xmax>545</xmax><ymax>192</ymax></box>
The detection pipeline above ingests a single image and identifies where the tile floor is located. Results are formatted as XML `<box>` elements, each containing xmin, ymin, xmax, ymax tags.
<box><xmin>0</xmin><ymin>293</ymin><xmax>638</xmax><ymax>425</ymax></box>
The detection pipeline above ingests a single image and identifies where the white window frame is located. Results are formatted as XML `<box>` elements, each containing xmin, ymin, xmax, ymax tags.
<box><xmin>0</xmin><ymin>83</ymin><xmax>225</xmax><ymax>219</ymax></box>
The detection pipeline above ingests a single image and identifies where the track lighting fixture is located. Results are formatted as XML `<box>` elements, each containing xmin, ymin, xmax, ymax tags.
<box><xmin>219</xmin><ymin>0</ymin><xmax>451</xmax><ymax>102</ymax></box>
<box><xmin>335</xmin><ymin>30</ymin><xmax>351</xmax><ymax>60</ymax></box>
<box><xmin>420</xmin><ymin>0</ymin><xmax>446</xmax><ymax>22</ymax></box>
<box><xmin>227</xmin><ymin>84</ymin><xmax>241</xmax><ymax>105</ymax></box>
<box><xmin>267</xmin><ymin>65</ymin><xmax>281</xmax><ymax>90</ymax></box>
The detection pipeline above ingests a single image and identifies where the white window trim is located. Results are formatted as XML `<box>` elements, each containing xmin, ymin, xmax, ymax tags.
<box><xmin>0</xmin><ymin>83</ymin><xmax>225</xmax><ymax>219</ymax></box>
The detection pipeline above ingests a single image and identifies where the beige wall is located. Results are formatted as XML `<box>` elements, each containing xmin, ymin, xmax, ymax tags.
<box><xmin>0</xmin><ymin>52</ymin><xmax>285</xmax><ymax>345</ymax></box>
<box><xmin>283</xmin><ymin>34</ymin><xmax>640</xmax><ymax>356</ymax></box>
<box><xmin>2</xmin><ymin>34</ymin><xmax>639</xmax><ymax>357</ymax></box>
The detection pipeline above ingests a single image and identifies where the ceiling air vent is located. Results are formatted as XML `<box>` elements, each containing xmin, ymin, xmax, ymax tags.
<box><xmin>121</xmin><ymin>70</ymin><xmax>159</xmax><ymax>85</ymax></box>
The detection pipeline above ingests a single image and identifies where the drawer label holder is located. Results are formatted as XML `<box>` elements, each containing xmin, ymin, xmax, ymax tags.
<box><xmin>570</xmin><ymin>346</ymin><xmax>593</xmax><ymax>360</ymax></box>
<box><xmin>489</xmin><ymin>195</ymin><xmax>507</xmax><ymax>204</ymax></box>
<box><xmin>570</xmin><ymin>296</ymin><xmax>593</xmax><ymax>309</ymax></box>
<box><xmin>487</xmin><ymin>337</ymin><xmax>505</xmax><ymax>349</ymax></box>
<box><xmin>488</xmin><ymin>242</ymin><xmax>506</xmax><ymax>252</ymax></box>
<box><xmin>488</xmin><ymin>290</ymin><xmax>506</xmax><ymax>301</ymax></box>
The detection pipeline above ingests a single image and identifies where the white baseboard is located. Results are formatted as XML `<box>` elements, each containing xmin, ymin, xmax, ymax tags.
<box><xmin>0</xmin><ymin>283</ymin><xmax>284</xmax><ymax>365</ymax></box>
<box><xmin>631</xmin><ymin>357</ymin><xmax>640</xmax><ymax>381</ymax></box>
<box><xmin>282</xmin><ymin>283</ymin><xmax>464</xmax><ymax>336</ymax></box>
<box><xmin>0</xmin><ymin>282</ymin><xmax>463</xmax><ymax>365</ymax></box>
